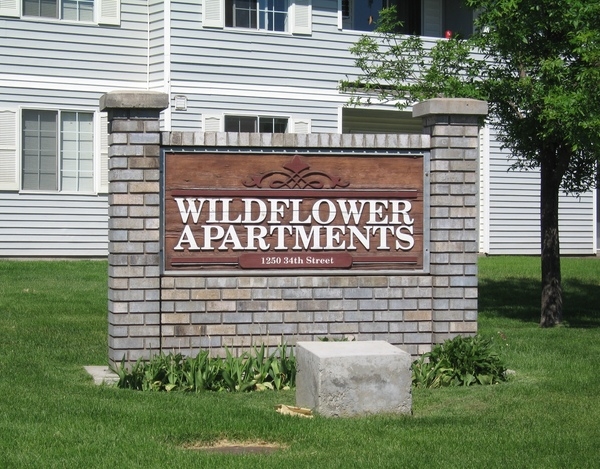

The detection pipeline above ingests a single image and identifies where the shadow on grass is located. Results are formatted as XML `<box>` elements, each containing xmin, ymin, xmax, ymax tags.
<box><xmin>479</xmin><ymin>278</ymin><xmax>600</xmax><ymax>328</ymax></box>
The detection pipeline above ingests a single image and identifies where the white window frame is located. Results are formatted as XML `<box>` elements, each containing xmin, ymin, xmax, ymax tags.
<box><xmin>203</xmin><ymin>113</ymin><xmax>311</xmax><ymax>134</ymax></box>
<box><xmin>21</xmin><ymin>109</ymin><xmax>95</xmax><ymax>193</ymax></box>
<box><xmin>227</xmin><ymin>0</ymin><xmax>291</xmax><ymax>32</ymax></box>
<box><xmin>0</xmin><ymin>0</ymin><xmax>120</xmax><ymax>25</ymax></box>
<box><xmin>203</xmin><ymin>0</ymin><xmax>311</xmax><ymax>35</ymax></box>
<box><xmin>62</xmin><ymin>0</ymin><xmax>95</xmax><ymax>22</ymax></box>
<box><xmin>224</xmin><ymin>115</ymin><xmax>290</xmax><ymax>133</ymax></box>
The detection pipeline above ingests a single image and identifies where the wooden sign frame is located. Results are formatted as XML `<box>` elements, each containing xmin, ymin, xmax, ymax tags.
<box><xmin>161</xmin><ymin>151</ymin><xmax>429</xmax><ymax>275</ymax></box>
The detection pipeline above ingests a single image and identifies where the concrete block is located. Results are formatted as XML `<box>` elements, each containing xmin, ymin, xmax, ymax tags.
<box><xmin>296</xmin><ymin>341</ymin><xmax>412</xmax><ymax>417</ymax></box>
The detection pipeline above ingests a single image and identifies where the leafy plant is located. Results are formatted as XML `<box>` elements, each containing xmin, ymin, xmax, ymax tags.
<box><xmin>252</xmin><ymin>344</ymin><xmax>275</xmax><ymax>391</ymax></box>
<box><xmin>222</xmin><ymin>349</ymin><xmax>256</xmax><ymax>392</ymax></box>
<box><xmin>184</xmin><ymin>350</ymin><xmax>223</xmax><ymax>392</ymax></box>
<box><xmin>274</xmin><ymin>341</ymin><xmax>296</xmax><ymax>389</ymax></box>
<box><xmin>411</xmin><ymin>335</ymin><xmax>508</xmax><ymax>388</ymax></box>
<box><xmin>112</xmin><ymin>343</ymin><xmax>296</xmax><ymax>393</ymax></box>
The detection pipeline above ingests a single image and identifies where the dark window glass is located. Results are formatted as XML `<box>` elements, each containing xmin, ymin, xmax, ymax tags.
<box><xmin>259</xmin><ymin>117</ymin><xmax>288</xmax><ymax>133</ymax></box>
<box><xmin>225</xmin><ymin>116</ymin><xmax>257</xmax><ymax>132</ymax></box>
<box><xmin>23</xmin><ymin>0</ymin><xmax>58</xmax><ymax>18</ymax></box>
<box><xmin>225</xmin><ymin>116</ymin><xmax>288</xmax><ymax>133</ymax></box>
<box><xmin>22</xmin><ymin>110</ymin><xmax>58</xmax><ymax>191</ymax></box>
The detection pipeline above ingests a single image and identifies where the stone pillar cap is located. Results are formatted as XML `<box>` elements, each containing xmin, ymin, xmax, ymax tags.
<box><xmin>412</xmin><ymin>98</ymin><xmax>488</xmax><ymax>118</ymax></box>
<box><xmin>100</xmin><ymin>90</ymin><xmax>169</xmax><ymax>111</ymax></box>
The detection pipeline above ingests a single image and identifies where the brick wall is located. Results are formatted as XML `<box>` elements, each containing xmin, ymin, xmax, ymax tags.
<box><xmin>101</xmin><ymin>91</ymin><xmax>487</xmax><ymax>365</ymax></box>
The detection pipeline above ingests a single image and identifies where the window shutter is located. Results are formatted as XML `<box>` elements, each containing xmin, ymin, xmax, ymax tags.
<box><xmin>98</xmin><ymin>0</ymin><xmax>120</xmax><ymax>26</ymax></box>
<box><xmin>0</xmin><ymin>110</ymin><xmax>19</xmax><ymax>191</ymax></box>
<box><xmin>0</xmin><ymin>0</ymin><xmax>19</xmax><ymax>17</ymax></box>
<box><xmin>203</xmin><ymin>115</ymin><xmax>223</xmax><ymax>132</ymax></box>
<box><xmin>99</xmin><ymin>113</ymin><xmax>109</xmax><ymax>193</ymax></box>
<box><xmin>290</xmin><ymin>118</ymin><xmax>311</xmax><ymax>134</ymax></box>
<box><xmin>422</xmin><ymin>0</ymin><xmax>442</xmax><ymax>37</ymax></box>
<box><xmin>291</xmin><ymin>0</ymin><xmax>312</xmax><ymax>35</ymax></box>
<box><xmin>203</xmin><ymin>0</ymin><xmax>224</xmax><ymax>28</ymax></box>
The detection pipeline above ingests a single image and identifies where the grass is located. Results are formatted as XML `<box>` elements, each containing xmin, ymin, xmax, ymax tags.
<box><xmin>1</xmin><ymin>257</ymin><xmax>599</xmax><ymax>468</ymax></box>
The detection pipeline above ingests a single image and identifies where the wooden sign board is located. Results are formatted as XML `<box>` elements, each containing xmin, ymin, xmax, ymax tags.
<box><xmin>163</xmin><ymin>152</ymin><xmax>425</xmax><ymax>273</ymax></box>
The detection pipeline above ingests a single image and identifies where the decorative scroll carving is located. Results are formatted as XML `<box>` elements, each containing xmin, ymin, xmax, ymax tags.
<box><xmin>243</xmin><ymin>154</ymin><xmax>349</xmax><ymax>190</ymax></box>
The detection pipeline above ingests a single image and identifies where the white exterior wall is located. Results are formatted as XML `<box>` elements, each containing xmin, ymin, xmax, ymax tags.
<box><xmin>0</xmin><ymin>0</ymin><xmax>596</xmax><ymax>257</ymax></box>
<box><xmin>168</xmin><ymin>0</ymin><xmax>443</xmax><ymax>133</ymax></box>
<box><xmin>480</xmin><ymin>126</ymin><xmax>595</xmax><ymax>255</ymax></box>
<box><xmin>169</xmin><ymin>0</ymin><xmax>343</xmax><ymax>132</ymax></box>
<box><xmin>0</xmin><ymin>193</ymin><xmax>108</xmax><ymax>256</ymax></box>
<box><xmin>0</xmin><ymin>0</ymin><xmax>150</xmax><ymax>257</ymax></box>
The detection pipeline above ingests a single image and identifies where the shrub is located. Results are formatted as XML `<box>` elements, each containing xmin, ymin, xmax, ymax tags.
<box><xmin>112</xmin><ymin>343</ymin><xmax>296</xmax><ymax>393</ymax></box>
<box><xmin>411</xmin><ymin>335</ymin><xmax>508</xmax><ymax>388</ymax></box>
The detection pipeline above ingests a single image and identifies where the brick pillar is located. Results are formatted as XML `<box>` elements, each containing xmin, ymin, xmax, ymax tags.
<box><xmin>100</xmin><ymin>90</ymin><xmax>169</xmax><ymax>365</ymax></box>
<box><xmin>413</xmin><ymin>98</ymin><xmax>488</xmax><ymax>343</ymax></box>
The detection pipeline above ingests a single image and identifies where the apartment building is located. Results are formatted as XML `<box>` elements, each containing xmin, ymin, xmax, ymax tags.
<box><xmin>0</xmin><ymin>0</ymin><xmax>596</xmax><ymax>257</ymax></box>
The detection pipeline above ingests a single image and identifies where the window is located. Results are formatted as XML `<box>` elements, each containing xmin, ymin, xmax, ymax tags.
<box><xmin>203</xmin><ymin>114</ymin><xmax>309</xmax><ymax>133</ymax></box>
<box><xmin>342</xmin><ymin>108</ymin><xmax>423</xmax><ymax>134</ymax></box>
<box><xmin>22</xmin><ymin>110</ymin><xmax>94</xmax><ymax>192</ymax></box>
<box><xmin>442</xmin><ymin>0</ymin><xmax>474</xmax><ymax>39</ymax></box>
<box><xmin>203</xmin><ymin>0</ymin><xmax>311</xmax><ymax>35</ymax></box>
<box><xmin>63</xmin><ymin>0</ymin><xmax>94</xmax><ymax>21</ymax></box>
<box><xmin>23</xmin><ymin>0</ymin><xmax>94</xmax><ymax>21</ymax></box>
<box><xmin>224</xmin><ymin>115</ymin><xmax>289</xmax><ymax>133</ymax></box>
<box><xmin>342</xmin><ymin>0</ymin><xmax>411</xmax><ymax>33</ymax></box>
<box><xmin>341</xmin><ymin>0</ymin><xmax>474</xmax><ymax>38</ymax></box>
<box><xmin>0</xmin><ymin>0</ymin><xmax>120</xmax><ymax>25</ymax></box>
<box><xmin>226</xmin><ymin>0</ymin><xmax>288</xmax><ymax>31</ymax></box>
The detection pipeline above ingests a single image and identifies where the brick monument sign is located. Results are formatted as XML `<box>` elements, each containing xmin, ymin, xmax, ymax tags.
<box><xmin>100</xmin><ymin>91</ymin><xmax>487</xmax><ymax>365</ymax></box>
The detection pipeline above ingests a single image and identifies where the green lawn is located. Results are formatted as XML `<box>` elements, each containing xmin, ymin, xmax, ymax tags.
<box><xmin>1</xmin><ymin>257</ymin><xmax>599</xmax><ymax>468</ymax></box>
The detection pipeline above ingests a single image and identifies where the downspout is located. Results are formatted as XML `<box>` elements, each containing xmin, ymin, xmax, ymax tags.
<box><xmin>163</xmin><ymin>0</ymin><xmax>172</xmax><ymax>131</ymax></box>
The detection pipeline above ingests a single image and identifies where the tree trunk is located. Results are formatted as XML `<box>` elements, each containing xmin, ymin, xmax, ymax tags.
<box><xmin>539</xmin><ymin>155</ymin><xmax>563</xmax><ymax>327</ymax></box>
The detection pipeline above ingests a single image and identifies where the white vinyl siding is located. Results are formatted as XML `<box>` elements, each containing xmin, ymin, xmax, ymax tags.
<box><xmin>0</xmin><ymin>192</ymin><xmax>108</xmax><ymax>256</ymax></box>
<box><xmin>478</xmin><ymin>125</ymin><xmax>490</xmax><ymax>253</ymax></box>
<box><xmin>485</xmin><ymin>126</ymin><xmax>595</xmax><ymax>255</ymax></box>
<box><xmin>0</xmin><ymin>0</ymin><xmax>142</xmax><ymax>257</ymax></box>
